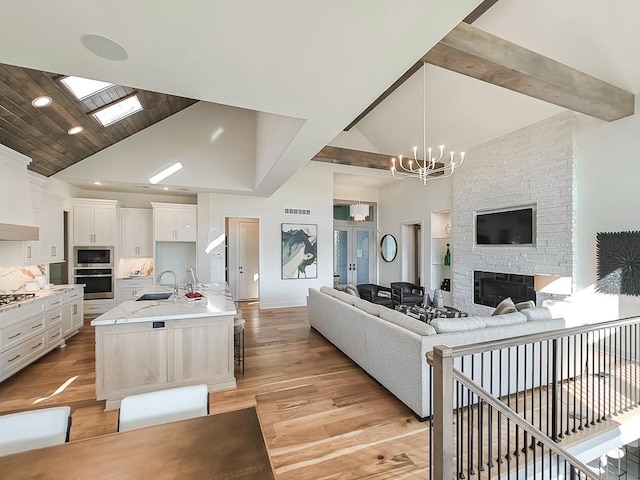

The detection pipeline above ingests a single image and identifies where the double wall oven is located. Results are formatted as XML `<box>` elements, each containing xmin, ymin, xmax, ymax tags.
<box><xmin>73</xmin><ymin>247</ymin><xmax>114</xmax><ymax>300</ymax></box>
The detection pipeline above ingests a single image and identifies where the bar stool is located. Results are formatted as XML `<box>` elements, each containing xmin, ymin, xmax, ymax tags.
<box><xmin>234</xmin><ymin>313</ymin><xmax>245</xmax><ymax>374</ymax></box>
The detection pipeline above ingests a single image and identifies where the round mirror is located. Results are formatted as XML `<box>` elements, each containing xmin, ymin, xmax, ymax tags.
<box><xmin>380</xmin><ymin>234</ymin><xmax>398</xmax><ymax>262</ymax></box>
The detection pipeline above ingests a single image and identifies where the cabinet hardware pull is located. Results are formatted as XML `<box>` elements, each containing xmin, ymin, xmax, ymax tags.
<box><xmin>27</xmin><ymin>246</ymin><xmax>31</xmax><ymax>259</ymax></box>
<box><xmin>73</xmin><ymin>305</ymin><xmax>77</xmax><ymax>314</ymax></box>
<box><xmin>32</xmin><ymin>323</ymin><xmax>43</xmax><ymax>328</ymax></box>
<box><xmin>52</xmin><ymin>333</ymin><xmax>61</xmax><ymax>338</ymax></box>
<box><xmin>31</xmin><ymin>342</ymin><xmax>43</xmax><ymax>349</ymax></box>
<box><xmin>8</xmin><ymin>354</ymin><xmax>21</xmax><ymax>362</ymax></box>
<box><xmin>8</xmin><ymin>332</ymin><xmax>21</xmax><ymax>339</ymax></box>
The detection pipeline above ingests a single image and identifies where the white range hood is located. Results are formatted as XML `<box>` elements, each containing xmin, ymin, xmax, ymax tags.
<box><xmin>0</xmin><ymin>144</ymin><xmax>38</xmax><ymax>241</ymax></box>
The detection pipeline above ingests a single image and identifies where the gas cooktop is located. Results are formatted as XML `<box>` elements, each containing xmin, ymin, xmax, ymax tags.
<box><xmin>0</xmin><ymin>293</ymin><xmax>36</xmax><ymax>306</ymax></box>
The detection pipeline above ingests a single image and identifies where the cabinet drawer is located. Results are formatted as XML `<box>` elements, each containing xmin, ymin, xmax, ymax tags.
<box><xmin>1</xmin><ymin>314</ymin><xmax>46</xmax><ymax>352</ymax></box>
<box><xmin>64</xmin><ymin>289</ymin><xmax>83</xmax><ymax>304</ymax></box>
<box><xmin>1</xmin><ymin>333</ymin><xmax>46</xmax><ymax>374</ymax></box>
<box><xmin>46</xmin><ymin>296</ymin><xmax>63</xmax><ymax>311</ymax></box>
<box><xmin>0</xmin><ymin>301</ymin><xmax>45</xmax><ymax>330</ymax></box>
<box><xmin>46</xmin><ymin>326</ymin><xmax>63</xmax><ymax>348</ymax></box>
<box><xmin>46</xmin><ymin>309</ymin><xmax>63</xmax><ymax>328</ymax></box>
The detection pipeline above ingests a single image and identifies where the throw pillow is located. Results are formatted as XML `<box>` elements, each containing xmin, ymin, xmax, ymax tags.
<box><xmin>493</xmin><ymin>297</ymin><xmax>517</xmax><ymax>316</ymax></box>
<box><xmin>515</xmin><ymin>300</ymin><xmax>536</xmax><ymax>311</ymax></box>
<box><xmin>521</xmin><ymin>307</ymin><xmax>552</xmax><ymax>322</ymax></box>
<box><xmin>344</xmin><ymin>283</ymin><xmax>360</xmax><ymax>298</ymax></box>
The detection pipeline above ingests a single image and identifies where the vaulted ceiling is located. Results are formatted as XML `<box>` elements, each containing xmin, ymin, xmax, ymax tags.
<box><xmin>0</xmin><ymin>1</ymin><xmax>639</xmax><ymax>196</ymax></box>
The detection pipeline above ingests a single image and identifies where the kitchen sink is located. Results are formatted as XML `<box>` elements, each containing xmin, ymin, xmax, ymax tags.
<box><xmin>136</xmin><ymin>292</ymin><xmax>173</xmax><ymax>301</ymax></box>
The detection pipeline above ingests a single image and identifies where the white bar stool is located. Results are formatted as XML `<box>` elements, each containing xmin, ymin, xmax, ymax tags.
<box><xmin>0</xmin><ymin>406</ymin><xmax>72</xmax><ymax>456</ymax></box>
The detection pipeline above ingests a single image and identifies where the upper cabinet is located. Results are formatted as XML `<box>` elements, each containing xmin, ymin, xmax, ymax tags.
<box><xmin>121</xmin><ymin>208</ymin><xmax>153</xmax><ymax>257</ymax></box>
<box><xmin>73</xmin><ymin>199</ymin><xmax>118</xmax><ymax>246</ymax></box>
<box><xmin>40</xmin><ymin>194</ymin><xmax>65</xmax><ymax>263</ymax></box>
<box><xmin>152</xmin><ymin>203</ymin><xmax>197</xmax><ymax>242</ymax></box>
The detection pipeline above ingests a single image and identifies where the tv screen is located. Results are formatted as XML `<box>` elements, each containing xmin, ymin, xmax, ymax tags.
<box><xmin>476</xmin><ymin>207</ymin><xmax>534</xmax><ymax>245</ymax></box>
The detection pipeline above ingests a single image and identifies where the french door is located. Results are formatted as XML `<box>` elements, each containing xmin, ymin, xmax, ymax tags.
<box><xmin>333</xmin><ymin>225</ymin><xmax>375</xmax><ymax>286</ymax></box>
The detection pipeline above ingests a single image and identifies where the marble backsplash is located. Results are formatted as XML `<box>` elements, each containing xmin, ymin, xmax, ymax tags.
<box><xmin>116</xmin><ymin>258</ymin><xmax>153</xmax><ymax>278</ymax></box>
<box><xmin>0</xmin><ymin>265</ymin><xmax>46</xmax><ymax>293</ymax></box>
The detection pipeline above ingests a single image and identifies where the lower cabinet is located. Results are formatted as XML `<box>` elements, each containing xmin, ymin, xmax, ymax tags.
<box><xmin>95</xmin><ymin>315</ymin><xmax>235</xmax><ymax>410</ymax></box>
<box><xmin>61</xmin><ymin>288</ymin><xmax>84</xmax><ymax>339</ymax></box>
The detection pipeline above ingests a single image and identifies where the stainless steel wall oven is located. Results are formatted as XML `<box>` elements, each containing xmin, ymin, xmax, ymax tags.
<box><xmin>73</xmin><ymin>247</ymin><xmax>114</xmax><ymax>299</ymax></box>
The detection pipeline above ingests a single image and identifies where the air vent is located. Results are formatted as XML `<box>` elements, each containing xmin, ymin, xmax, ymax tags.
<box><xmin>284</xmin><ymin>208</ymin><xmax>311</xmax><ymax>215</ymax></box>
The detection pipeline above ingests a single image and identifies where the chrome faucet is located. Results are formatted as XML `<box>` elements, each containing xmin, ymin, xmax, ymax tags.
<box><xmin>157</xmin><ymin>270</ymin><xmax>179</xmax><ymax>298</ymax></box>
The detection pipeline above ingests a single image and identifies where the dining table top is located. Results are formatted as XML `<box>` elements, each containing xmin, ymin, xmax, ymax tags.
<box><xmin>0</xmin><ymin>407</ymin><xmax>275</xmax><ymax>479</ymax></box>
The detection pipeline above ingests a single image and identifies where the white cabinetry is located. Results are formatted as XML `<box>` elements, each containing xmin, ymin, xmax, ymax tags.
<box><xmin>116</xmin><ymin>277</ymin><xmax>153</xmax><ymax>304</ymax></box>
<box><xmin>61</xmin><ymin>287</ymin><xmax>84</xmax><ymax>339</ymax></box>
<box><xmin>121</xmin><ymin>209</ymin><xmax>152</xmax><ymax>257</ymax></box>
<box><xmin>152</xmin><ymin>203</ymin><xmax>197</xmax><ymax>242</ymax></box>
<box><xmin>0</xmin><ymin>287</ymin><xmax>84</xmax><ymax>383</ymax></box>
<box><xmin>41</xmin><ymin>194</ymin><xmax>65</xmax><ymax>263</ymax></box>
<box><xmin>73</xmin><ymin>199</ymin><xmax>118</xmax><ymax>246</ymax></box>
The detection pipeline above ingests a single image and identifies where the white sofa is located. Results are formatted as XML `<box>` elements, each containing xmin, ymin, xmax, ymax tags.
<box><xmin>307</xmin><ymin>286</ymin><xmax>566</xmax><ymax>419</ymax></box>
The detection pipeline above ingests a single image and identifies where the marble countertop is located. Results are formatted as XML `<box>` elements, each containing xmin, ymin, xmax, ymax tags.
<box><xmin>0</xmin><ymin>284</ymin><xmax>83</xmax><ymax>315</ymax></box>
<box><xmin>91</xmin><ymin>283</ymin><xmax>237</xmax><ymax>326</ymax></box>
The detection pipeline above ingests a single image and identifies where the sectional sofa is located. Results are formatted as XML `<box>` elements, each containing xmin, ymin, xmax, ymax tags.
<box><xmin>307</xmin><ymin>286</ymin><xmax>566</xmax><ymax>419</ymax></box>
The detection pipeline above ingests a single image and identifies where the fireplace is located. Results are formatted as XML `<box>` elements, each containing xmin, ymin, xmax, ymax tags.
<box><xmin>474</xmin><ymin>271</ymin><xmax>535</xmax><ymax>308</ymax></box>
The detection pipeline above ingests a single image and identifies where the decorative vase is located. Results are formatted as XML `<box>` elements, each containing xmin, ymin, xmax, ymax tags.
<box><xmin>444</xmin><ymin>243</ymin><xmax>451</xmax><ymax>266</ymax></box>
<box><xmin>433</xmin><ymin>289</ymin><xmax>444</xmax><ymax>309</ymax></box>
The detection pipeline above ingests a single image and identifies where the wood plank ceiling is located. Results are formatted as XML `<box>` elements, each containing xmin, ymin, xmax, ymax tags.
<box><xmin>0</xmin><ymin>63</ymin><xmax>198</xmax><ymax>177</ymax></box>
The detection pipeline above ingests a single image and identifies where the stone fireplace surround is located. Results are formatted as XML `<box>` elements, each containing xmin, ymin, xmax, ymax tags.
<box><xmin>474</xmin><ymin>270</ymin><xmax>535</xmax><ymax>308</ymax></box>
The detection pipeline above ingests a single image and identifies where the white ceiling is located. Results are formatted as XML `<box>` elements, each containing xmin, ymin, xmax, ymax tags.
<box><xmin>1</xmin><ymin>1</ymin><xmax>639</xmax><ymax>196</ymax></box>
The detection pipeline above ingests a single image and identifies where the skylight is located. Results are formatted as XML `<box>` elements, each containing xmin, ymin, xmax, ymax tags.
<box><xmin>93</xmin><ymin>95</ymin><xmax>143</xmax><ymax>127</ymax></box>
<box><xmin>60</xmin><ymin>76</ymin><xmax>114</xmax><ymax>100</ymax></box>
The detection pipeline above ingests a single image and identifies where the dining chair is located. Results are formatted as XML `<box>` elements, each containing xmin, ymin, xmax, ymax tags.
<box><xmin>0</xmin><ymin>406</ymin><xmax>71</xmax><ymax>456</ymax></box>
<box><xmin>118</xmin><ymin>384</ymin><xmax>209</xmax><ymax>432</ymax></box>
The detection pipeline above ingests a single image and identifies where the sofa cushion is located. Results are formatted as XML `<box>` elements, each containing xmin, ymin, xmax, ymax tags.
<box><xmin>521</xmin><ymin>307</ymin><xmax>552</xmax><ymax>322</ymax></box>
<box><xmin>484</xmin><ymin>312</ymin><xmax>528</xmax><ymax>327</ymax></box>
<box><xmin>334</xmin><ymin>290</ymin><xmax>356</xmax><ymax>305</ymax></box>
<box><xmin>353</xmin><ymin>297</ymin><xmax>381</xmax><ymax>317</ymax></box>
<box><xmin>379</xmin><ymin>308</ymin><xmax>437</xmax><ymax>336</ymax></box>
<box><xmin>515</xmin><ymin>300</ymin><xmax>536</xmax><ymax>311</ymax></box>
<box><xmin>431</xmin><ymin>316</ymin><xmax>488</xmax><ymax>333</ymax></box>
<box><xmin>493</xmin><ymin>297</ymin><xmax>517</xmax><ymax>315</ymax></box>
<box><xmin>320</xmin><ymin>286</ymin><xmax>338</xmax><ymax>297</ymax></box>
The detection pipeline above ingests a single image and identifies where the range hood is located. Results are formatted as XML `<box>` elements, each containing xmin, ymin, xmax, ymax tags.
<box><xmin>0</xmin><ymin>145</ymin><xmax>39</xmax><ymax>241</ymax></box>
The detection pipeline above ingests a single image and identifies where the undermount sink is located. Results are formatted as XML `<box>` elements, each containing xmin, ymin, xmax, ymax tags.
<box><xmin>136</xmin><ymin>292</ymin><xmax>173</xmax><ymax>301</ymax></box>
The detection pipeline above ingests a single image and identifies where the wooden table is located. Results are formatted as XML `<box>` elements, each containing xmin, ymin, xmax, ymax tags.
<box><xmin>0</xmin><ymin>407</ymin><xmax>275</xmax><ymax>479</ymax></box>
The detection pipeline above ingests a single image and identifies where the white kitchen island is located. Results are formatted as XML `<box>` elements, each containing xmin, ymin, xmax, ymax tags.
<box><xmin>91</xmin><ymin>283</ymin><xmax>237</xmax><ymax>410</ymax></box>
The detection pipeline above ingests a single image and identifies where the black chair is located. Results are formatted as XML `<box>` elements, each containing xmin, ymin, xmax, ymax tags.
<box><xmin>357</xmin><ymin>284</ymin><xmax>393</xmax><ymax>308</ymax></box>
<box><xmin>390</xmin><ymin>282</ymin><xmax>425</xmax><ymax>307</ymax></box>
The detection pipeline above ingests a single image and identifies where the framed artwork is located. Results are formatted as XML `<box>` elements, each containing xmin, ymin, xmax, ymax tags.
<box><xmin>281</xmin><ymin>223</ymin><xmax>317</xmax><ymax>279</ymax></box>
<box><xmin>596</xmin><ymin>231</ymin><xmax>640</xmax><ymax>296</ymax></box>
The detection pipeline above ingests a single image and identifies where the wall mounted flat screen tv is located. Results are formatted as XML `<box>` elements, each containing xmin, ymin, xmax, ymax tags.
<box><xmin>476</xmin><ymin>207</ymin><xmax>535</xmax><ymax>246</ymax></box>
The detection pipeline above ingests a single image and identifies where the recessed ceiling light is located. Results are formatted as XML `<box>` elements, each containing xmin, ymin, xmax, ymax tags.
<box><xmin>68</xmin><ymin>126</ymin><xmax>84</xmax><ymax>135</ymax></box>
<box><xmin>93</xmin><ymin>181</ymin><xmax>103</xmax><ymax>185</ymax></box>
<box><xmin>32</xmin><ymin>96</ymin><xmax>52</xmax><ymax>108</ymax></box>
<box><xmin>93</xmin><ymin>95</ymin><xmax>143</xmax><ymax>127</ymax></box>
<box><xmin>149</xmin><ymin>162</ymin><xmax>183</xmax><ymax>185</ymax></box>
<box><xmin>162</xmin><ymin>187</ymin><xmax>169</xmax><ymax>191</ymax></box>
<box><xmin>80</xmin><ymin>34</ymin><xmax>128</xmax><ymax>61</ymax></box>
<box><xmin>61</xmin><ymin>76</ymin><xmax>114</xmax><ymax>100</ymax></box>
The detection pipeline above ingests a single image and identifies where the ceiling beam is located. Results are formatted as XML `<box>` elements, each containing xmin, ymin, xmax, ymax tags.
<box><xmin>424</xmin><ymin>22</ymin><xmax>634</xmax><ymax>122</ymax></box>
<box><xmin>312</xmin><ymin>146</ymin><xmax>392</xmax><ymax>170</ymax></box>
<box><xmin>344</xmin><ymin>0</ymin><xmax>500</xmax><ymax>131</ymax></box>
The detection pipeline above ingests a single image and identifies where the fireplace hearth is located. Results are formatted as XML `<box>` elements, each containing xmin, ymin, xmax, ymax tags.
<box><xmin>474</xmin><ymin>271</ymin><xmax>535</xmax><ymax>308</ymax></box>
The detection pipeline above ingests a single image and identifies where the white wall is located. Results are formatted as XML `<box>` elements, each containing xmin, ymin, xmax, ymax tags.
<box><xmin>377</xmin><ymin>175</ymin><xmax>453</xmax><ymax>287</ymax></box>
<box><xmin>200</xmin><ymin>162</ymin><xmax>335</xmax><ymax>309</ymax></box>
<box><xmin>576</xmin><ymin>97</ymin><xmax>640</xmax><ymax>319</ymax></box>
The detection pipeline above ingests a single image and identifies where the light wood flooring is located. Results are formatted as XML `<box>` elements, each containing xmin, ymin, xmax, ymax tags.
<box><xmin>0</xmin><ymin>302</ymin><xmax>430</xmax><ymax>479</ymax></box>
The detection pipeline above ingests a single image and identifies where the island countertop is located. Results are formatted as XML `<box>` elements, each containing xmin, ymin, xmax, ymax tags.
<box><xmin>91</xmin><ymin>283</ymin><xmax>236</xmax><ymax>326</ymax></box>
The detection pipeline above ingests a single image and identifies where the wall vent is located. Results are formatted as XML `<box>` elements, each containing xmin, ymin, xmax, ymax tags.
<box><xmin>284</xmin><ymin>208</ymin><xmax>311</xmax><ymax>215</ymax></box>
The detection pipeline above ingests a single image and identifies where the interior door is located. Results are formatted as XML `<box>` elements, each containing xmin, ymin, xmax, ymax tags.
<box><xmin>237</xmin><ymin>219</ymin><xmax>259</xmax><ymax>300</ymax></box>
<box><xmin>333</xmin><ymin>226</ymin><xmax>374</xmax><ymax>286</ymax></box>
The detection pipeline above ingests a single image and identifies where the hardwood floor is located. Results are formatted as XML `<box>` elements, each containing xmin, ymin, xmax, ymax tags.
<box><xmin>0</xmin><ymin>302</ymin><xmax>430</xmax><ymax>479</ymax></box>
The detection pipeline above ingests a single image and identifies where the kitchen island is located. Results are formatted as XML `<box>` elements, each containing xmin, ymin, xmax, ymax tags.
<box><xmin>91</xmin><ymin>283</ymin><xmax>237</xmax><ymax>410</ymax></box>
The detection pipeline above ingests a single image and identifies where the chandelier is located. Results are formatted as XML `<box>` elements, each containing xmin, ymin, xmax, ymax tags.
<box><xmin>350</xmin><ymin>202</ymin><xmax>369</xmax><ymax>221</ymax></box>
<box><xmin>390</xmin><ymin>63</ymin><xmax>465</xmax><ymax>185</ymax></box>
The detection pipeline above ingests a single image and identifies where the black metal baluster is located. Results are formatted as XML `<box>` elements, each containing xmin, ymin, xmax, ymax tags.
<box><xmin>507</xmin><ymin>347</ymin><xmax>512</xmax><ymax>469</ymax></box>
<box><xmin>523</xmin><ymin>343</ymin><xmax>528</xmax><ymax>454</ymax></box>
<box><xmin>559</xmin><ymin>337</ymin><xmax>565</xmax><ymax>438</ymax></box>
<box><xmin>515</xmin><ymin>344</ymin><xmax>520</xmax><ymax>456</ymax></box>
<box><xmin>547</xmin><ymin>339</ymin><xmax>551</xmax><ymax>438</ymax></box>
<box><xmin>497</xmin><ymin>348</ymin><xmax>503</xmax><ymax>472</ymax></box>
<box><xmin>468</xmin><ymin>355</ymin><xmax>474</xmax><ymax>477</ymax></box>
<box><xmin>478</xmin><ymin>353</ymin><xmax>484</xmax><ymax>474</ymax></box>
<box><xmin>551</xmin><ymin>339</ymin><xmax>558</xmax><ymax>441</ymax></box>
<box><xmin>591</xmin><ymin>333</ymin><xmax>596</xmax><ymax>426</ymax></box>
<box><xmin>608</xmin><ymin>328</ymin><xmax>613</xmax><ymax>419</ymax></box>
<box><xmin>488</xmin><ymin>350</ymin><xmax>494</xmax><ymax>475</ymax></box>
<box><xmin>572</xmin><ymin>335</ymin><xmax>577</xmax><ymax>433</ymax></box>
<box><xmin>539</xmin><ymin>340</ymin><xmax>543</xmax><ymax>437</ymax></box>
<box><xmin>579</xmin><ymin>333</ymin><xmax>584</xmax><ymax>431</ymax></box>
<box><xmin>457</xmin><ymin>374</ymin><xmax>464</xmax><ymax>479</ymax></box>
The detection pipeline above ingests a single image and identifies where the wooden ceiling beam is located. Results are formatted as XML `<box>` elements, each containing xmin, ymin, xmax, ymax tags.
<box><xmin>424</xmin><ymin>22</ymin><xmax>634</xmax><ymax>121</ymax></box>
<box><xmin>312</xmin><ymin>146</ymin><xmax>392</xmax><ymax>170</ymax></box>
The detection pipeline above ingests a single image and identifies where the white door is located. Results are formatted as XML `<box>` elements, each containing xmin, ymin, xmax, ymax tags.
<box><xmin>333</xmin><ymin>226</ymin><xmax>374</xmax><ymax>286</ymax></box>
<box><xmin>237</xmin><ymin>220</ymin><xmax>259</xmax><ymax>300</ymax></box>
